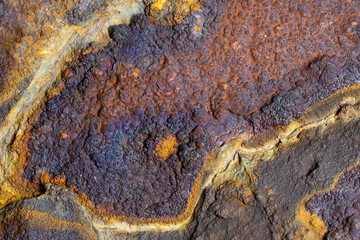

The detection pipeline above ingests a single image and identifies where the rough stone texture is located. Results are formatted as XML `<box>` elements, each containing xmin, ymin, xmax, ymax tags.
<box><xmin>306</xmin><ymin>165</ymin><xmax>360</xmax><ymax>240</ymax></box>
<box><xmin>251</xmin><ymin>56</ymin><xmax>360</xmax><ymax>131</ymax></box>
<box><xmin>23</xmin><ymin>0</ymin><xmax>360</xmax><ymax>219</ymax></box>
<box><xmin>188</xmin><ymin>183</ymin><xmax>274</xmax><ymax>240</ymax></box>
<box><xmin>66</xmin><ymin>0</ymin><xmax>108</xmax><ymax>25</ymax></box>
<box><xmin>0</xmin><ymin>186</ymin><xmax>97</xmax><ymax>240</ymax></box>
<box><xmin>144</xmin><ymin>0</ymin><xmax>201</xmax><ymax>25</ymax></box>
<box><xmin>0</xmin><ymin>0</ymin><xmax>360</xmax><ymax>239</ymax></box>
<box><xmin>105</xmin><ymin>103</ymin><xmax>360</xmax><ymax>240</ymax></box>
<box><xmin>251</xmin><ymin>111</ymin><xmax>360</xmax><ymax>239</ymax></box>
<box><xmin>6</xmin><ymin>105</ymin><xmax>360</xmax><ymax>239</ymax></box>
<box><xmin>21</xmin><ymin>1</ymin><xmax>360</xmax><ymax>217</ymax></box>
<box><xmin>0</xmin><ymin>0</ymin><xmax>133</xmax><ymax>125</ymax></box>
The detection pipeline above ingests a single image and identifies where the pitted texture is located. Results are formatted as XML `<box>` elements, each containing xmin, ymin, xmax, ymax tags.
<box><xmin>25</xmin><ymin>0</ymin><xmax>360</xmax><ymax>218</ymax></box>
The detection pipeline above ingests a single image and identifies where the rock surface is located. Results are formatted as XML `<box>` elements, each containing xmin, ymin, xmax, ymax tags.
<box><xmin>0</xmin><ymin>0</ymin><xmax>360</xmax><ymax>239</ymax></box>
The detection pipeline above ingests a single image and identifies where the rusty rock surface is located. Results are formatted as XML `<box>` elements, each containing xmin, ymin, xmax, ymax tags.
<box><xmin>4</xmin><ymin>98</ymin><xmax>360</xmax><ymax>239</ymax></box>
<box><xmin>0</xmin><ymin>0</ymin><xmax>360</xmax><ymax>239</ymax></box>
<box><xmin>23</xmin><ymin>0</ymin><xmax>360</xmax><ymax>219</ymax></box>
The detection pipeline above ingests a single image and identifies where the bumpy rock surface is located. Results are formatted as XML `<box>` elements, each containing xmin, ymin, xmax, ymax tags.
<box><xmin>24</xmin><ymin>0</ymin><xmax>360</xmax><ymax>219</ymax></box>
<box><xmin>0</xmin><ymin>0</ymin><xmax>360</xmax><ymax>239</ymax></box>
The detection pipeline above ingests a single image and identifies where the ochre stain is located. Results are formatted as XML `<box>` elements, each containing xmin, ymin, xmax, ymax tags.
<box><xmin>296</xmin><ymin>204</ymin><xmax>327</xmax><ymax>240</ymax></box>
<box><xmin>61</xmin><ymin>132</ymin><xmax>68</xmax><ymax>139</ymax></box>
<box><xmin>151</xmin><ymin>0</ymin><xmax>168</xmax><ymax>10</ymax></box>
<box><xmin>154</xmin><ymin>135</ymin><xmax>178</xmax><ymax>161</ymax></box>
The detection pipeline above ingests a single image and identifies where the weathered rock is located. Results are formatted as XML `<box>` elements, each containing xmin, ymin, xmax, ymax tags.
<box><xmin>306</xmin><ymin>164</ymin><xmax>360</xmax><ymax>239</ymax></box>
<box><xmin>0</xmin><ymin>0</ymin><xmax>360</xmax><ymax>239</ymax></box>
<box><xmin>0</xmin><ymin>185</ymin><xmax>97</xmax><ymax>240</ymax></box>
<box><xmin>23</xmin><ymin>0</ymin><xmax>360</xmax><ymax>220</ymax></box>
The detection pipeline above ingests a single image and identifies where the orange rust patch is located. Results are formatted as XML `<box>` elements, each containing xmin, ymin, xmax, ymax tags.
<box><xmin>154</xmin><ymin>135</ymin><xmax>178</xmax><ymax>161</ymax></box>
<box><xmin>61</xmin><ymin>132</ymin><xmax>68</xmax><ymax>139</ymax></box>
